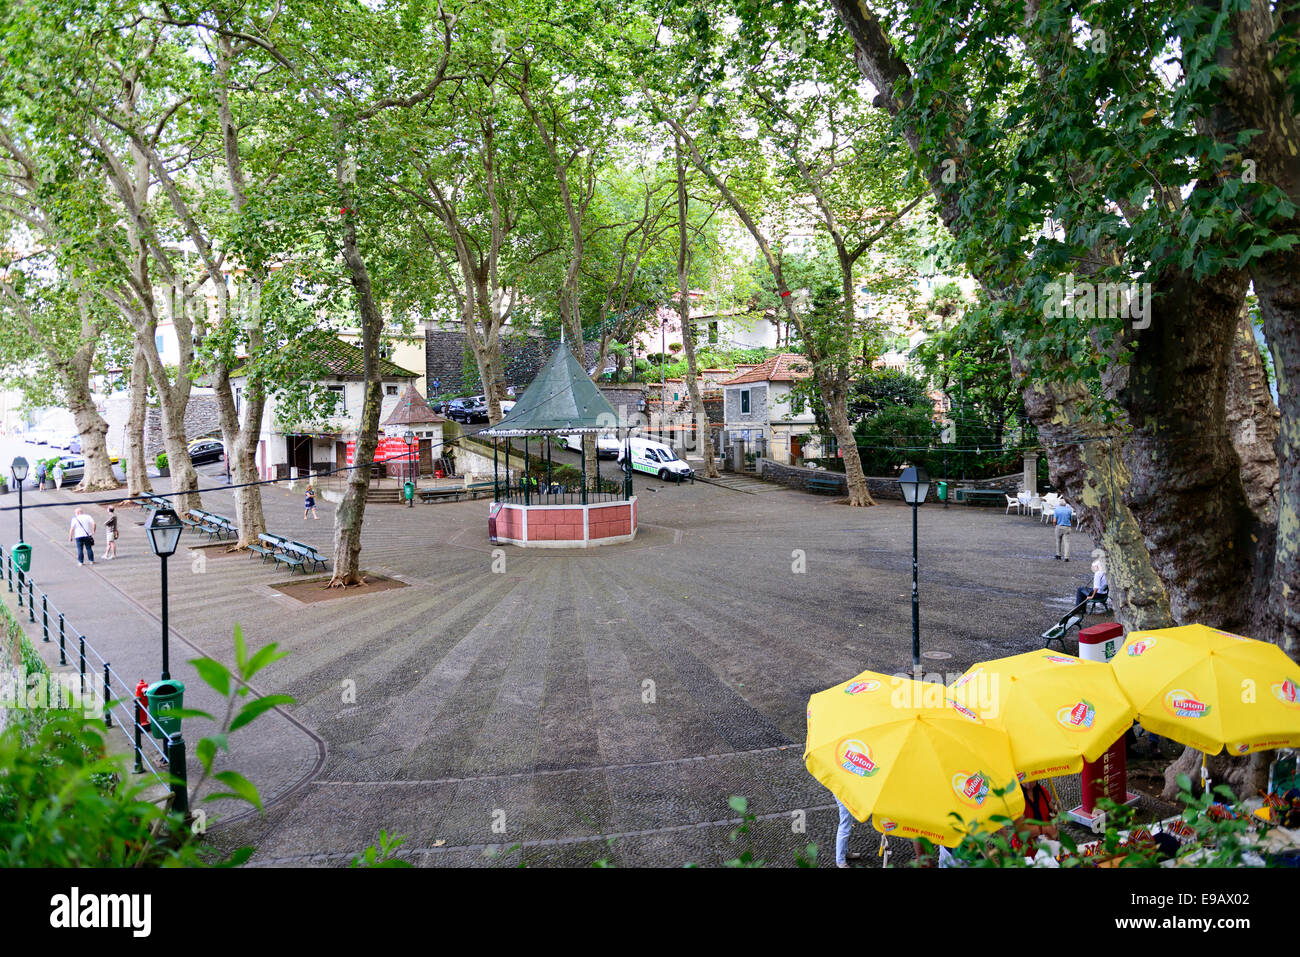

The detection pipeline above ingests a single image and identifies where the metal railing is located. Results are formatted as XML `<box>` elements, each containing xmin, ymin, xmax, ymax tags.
<box><xmin>0</xmin><ymin>544</ymin><xmax>188</xmax><ymax>814</ymax></box>
<box><xmin>493</xmin><ymin>479</ymin><xmax>630</xmax><ymax>506</ymax></box>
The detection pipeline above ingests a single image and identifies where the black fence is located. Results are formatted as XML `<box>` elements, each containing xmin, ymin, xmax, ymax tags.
<box><xmin>493</xmin><ymin>478</ymin><xmax>630</xmax><ymax>506</ymax></box>
<box><xmin>0</xmin><ymin>544</ymin><xmax>188</xmax><ymax>814</ymax></box>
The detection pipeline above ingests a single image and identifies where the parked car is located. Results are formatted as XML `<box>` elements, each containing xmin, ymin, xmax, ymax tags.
<box><xmin>68</xmin><ymin>435</ymin><xmax>81</xmax><ymax>454</ymax></box>
<box><xmin>446</xmin><ymin>398</ymin><xmax>488</xmax><ymax>424</ymax></box>
<box><xmin>618</xmin><ymin>437</ymin><xmax>692</xmax><ymax>481</ymax></box>
<box><xmin>55</xmin><ymin>456</ymin><xmax>85</xmax><ymax>485</ymax></box>
<box><xmin>187</xmin><ymin>438</ymin><xmax>226</xmax><ymax>465</ymax></box>
<box><xmin>562</xmin><ymin>432</ymin><xmax>623</xmax><ymax>459</ymax></box>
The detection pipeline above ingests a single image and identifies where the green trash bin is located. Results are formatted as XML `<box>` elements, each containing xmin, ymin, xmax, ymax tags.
<box><xmin>146</xmin><ymin>679</ymin><xmax>185</xmax><ymax>740</ymax></box>
<box><xmin>937</xmin><ymin>481</ymin><xmax>949</xmax><ymax>503</ymax></box>
<box><xmin>403</xmin><ymin>480</ymin><xmax>415</xmax><ymax>502</ymax></box>
<box><xmin>11</xmin><ymin>542</ymin><xmax>31</xmax><ymax>574</ymax></box>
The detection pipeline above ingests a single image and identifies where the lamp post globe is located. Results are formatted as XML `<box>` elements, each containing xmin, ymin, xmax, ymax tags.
<box><xmin>897</xmin><ymin>466</ymin><xmax>929</xmax><ymax>678</ymax></box>
<box><xmin>146</xmin><ymin>506</ymin><xmax>184</xmax><ymax>679</ymax></box>
<box><xmin>11</xmin><ymin>457</ymin><xmax>28</xmax><ymax>544</ymax></box>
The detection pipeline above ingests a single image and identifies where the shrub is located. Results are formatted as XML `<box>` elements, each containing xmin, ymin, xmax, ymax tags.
<box><xmin>155</xmin><ymin>451</ymin><xmax>169</xmax><ymax>470</ymax></box>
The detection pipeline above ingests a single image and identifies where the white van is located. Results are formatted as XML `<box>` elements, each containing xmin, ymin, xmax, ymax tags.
<box><xmin>618</xmin><ymin>437</ymin><xmax>692</xmax><ymax>481</ymax></box>
<box><xmin>562</xmin><ymin>432</ymin><xmax>622</xmax><ymax>458</ymax></box>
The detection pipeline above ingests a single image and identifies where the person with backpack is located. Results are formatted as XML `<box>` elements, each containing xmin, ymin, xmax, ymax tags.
<box><xmin>68</xmin><ymin>507</ymin><xmax>96</xmax><ymax>566</ymax></box>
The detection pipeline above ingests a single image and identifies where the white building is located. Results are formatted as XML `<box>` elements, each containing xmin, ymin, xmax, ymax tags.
<box><xmin>230</xmin><ymin>332</ymin><xmax>421</xmax><ymax>480</ymax></box>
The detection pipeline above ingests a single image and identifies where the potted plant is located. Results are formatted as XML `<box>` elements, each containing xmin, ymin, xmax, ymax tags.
<box><xmin>155</xmin><ymin>451</ymin><xmax>169</xmax><ymax>476</ymax></box>
<box><xmin>0</xmin><ymin>475</ymin><xmax>7</xmax><ymax>495</ymax></box>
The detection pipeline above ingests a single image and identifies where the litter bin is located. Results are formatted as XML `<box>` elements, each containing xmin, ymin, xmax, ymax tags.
<box><xmin>937</xmin><ymin>481</ymin><xmax>948</xmax><ymax>503</ymax></box>
<box><xmin>11</xmin><ymin>542</ymin><xmax>31</xmax><ymax>573</ymax></box>
<box><xmin>403</xmin><ymin>480</ymin><xmax>415</xmax><ymax>502</ymax></box>
<box><xmin>145</xmin><ymin>679</ymin><xmax>185</xmax><ymax>740</ymax></box>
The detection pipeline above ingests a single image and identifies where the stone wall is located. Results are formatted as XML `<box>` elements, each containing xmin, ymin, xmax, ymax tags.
<box><xmin>756</xmin><ymin>458</ymin><xmax>1022</xmax><ymax>502</ymax></box>
<box><xmin>144</xmin><ymin>394</ymin><xmax>222</xmax><ymax>458</ymax></box>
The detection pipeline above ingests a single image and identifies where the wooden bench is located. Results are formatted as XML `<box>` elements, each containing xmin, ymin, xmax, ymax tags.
<box><xmin>1042</xmin><ymin>599</ymin><xmax>1091</xmax><ymax>650</ymax></box>
<box><xmin>806</xmin><ymin>475</ymin><xmax>844</xmax><ymax>495</ymax></box>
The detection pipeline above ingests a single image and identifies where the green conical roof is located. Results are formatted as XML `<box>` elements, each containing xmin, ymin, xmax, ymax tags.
<box><xmin>482</xmin><ymin>345</ymin><xmax>618</xmax><ymax>436</ymax></box>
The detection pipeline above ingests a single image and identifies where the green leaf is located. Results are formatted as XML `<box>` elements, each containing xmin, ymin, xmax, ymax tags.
<box><xmin>190</xmin><ymin>657</ymin><xmax>231</xmax><ymax>697</ymax></box>
<box><xmin>244</xmin><ymin>642</ymin><xmax>288</xmax><ymax>680</ymax></box>
<box><xmin>229</xmin><ymin>694</ymin><xmax>295</xmax><ymax>732</ymax></box>
<box><xmin>206</xmin><ymin>770</ymin><xmax>263</xmax><ymax>811</ymax></box>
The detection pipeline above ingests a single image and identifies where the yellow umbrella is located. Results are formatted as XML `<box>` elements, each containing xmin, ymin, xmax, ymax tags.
<box><xmin>805</xmin><ymin>669</ymin><xmax>1024</xmax><ymax>848</ymax></box>
<box><xmin>947</xmin><ymin>650</ymin><xmax>1136</xmax><ymax>782</ymax></box>
<box><xmin>1110</xmin><ymin>624</ymin><xmax>1300</xmax><ymax>755</ymax></box>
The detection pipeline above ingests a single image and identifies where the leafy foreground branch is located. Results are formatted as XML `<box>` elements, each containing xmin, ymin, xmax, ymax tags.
<box><xmin>0</xmin><ymin>624</ymin><xmax>291</xmax><ymax>867</ymax></box>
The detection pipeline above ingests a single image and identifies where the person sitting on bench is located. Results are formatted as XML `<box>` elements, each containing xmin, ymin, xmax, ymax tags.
<box><xmin>1075</xmin><ymin>557</ymin><xmax>1108</xmax><ymax>608</ymax></box>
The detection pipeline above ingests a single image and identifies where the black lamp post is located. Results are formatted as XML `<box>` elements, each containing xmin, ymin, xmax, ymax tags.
<box><xmin>146</xmin><ymin>506</ymin><xmax>184</xmax><ymax>680</ymax></box>
<box><xmin>404</xmin><ymin>430</ymin><xmax>416</xmax><ymax>508</ymax></box>
<box><xmin>11</xmin><ymin>457</ymin><xmax>28</xmax><ymax>542</ymax></box>
<box><xmin>898</xmin><ymin>465</ymin><xmax>930</xmax><ymax>678</ymax></box>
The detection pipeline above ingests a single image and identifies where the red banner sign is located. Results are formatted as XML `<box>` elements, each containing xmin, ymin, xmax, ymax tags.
<box><xmin>346</xmin><ymin>437</ymin><xmax>416</xmax><ymax>466</ymax></box>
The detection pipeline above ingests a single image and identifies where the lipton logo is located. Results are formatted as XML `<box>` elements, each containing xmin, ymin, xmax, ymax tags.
<box><xmin>1057</xmin><ymin>699</ymin><xmax>1096</xmax><ymax>731</ymax></box>
<box><xmin>952</xmin><ymin>771</ymin><xmax>989</xmax><ymax>807</ymax></box>
<box><xmin>1126</xmin><ymin>638</ymin><xmax>1157</xmax><ymax>657</ymax></box>
<box><xmin>844</xmin><ymin>680</ymin><xmax>880</xmax><ymax>695</ymax></box>
<box><xmin>1234</xmin><ymin>743</ymin><xmax>1251</xmax><ymax>754</ymax></box>
<box><xmin>878</xmin><ymin>818</ymin><xmax>898</xmax><ymax>832</ymax></box>
<box><xmin>1273</xmin><ymin>679</ymin><xmax>1300</xmax><ymax>708</ymax></box>
<box><xmin>840</xmin><ymin>739</ymin><xmax>880</xmax><ymax>778</ymax></box>
<box><xmin>951</xmin><ymin>667</ymin><xmax>983</xmax><ymax>690</ymax></box>
<box><xmin>1041</xmin><ymin>654</ymin><xmax>1077</xmax><ymax>665</ymax></box>
<box><xmin>1164</xmin><ymin>689</ymin><xmax>1211</xmax><ymax>719</ymax></box>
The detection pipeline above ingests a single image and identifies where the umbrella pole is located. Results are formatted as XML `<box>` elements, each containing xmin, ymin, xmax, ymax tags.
<box><xmin>1047</xmin><ymin>778</ymin><xmax>1062</xmax><ymax>815</ymax></box>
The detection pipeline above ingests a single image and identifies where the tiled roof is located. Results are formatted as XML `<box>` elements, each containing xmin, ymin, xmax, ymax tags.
<box><xmin>296</xmin><ymin>330</ymin><xmax>420</xmax><ymax>380</ymax></box>
<box><xmin>382</xmin><ymin>385</ymin><xmax>446</xmax><ymax>427</ymax></box>
<box><xmin>722</xmin><ymin>353</ymin><xmax>813</xmax><ymax>386</ymax></box>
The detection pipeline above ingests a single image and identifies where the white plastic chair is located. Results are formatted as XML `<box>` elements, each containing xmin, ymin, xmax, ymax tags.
<box><xmin>1028</xmin><ymin>494</ymin><xmax>1043</xmax><ymax>517</ymax></box>
<box><xmin>1005</xmin><ymin>494</ymin><xmax>1021</xmax><ymax>514</ymax></box>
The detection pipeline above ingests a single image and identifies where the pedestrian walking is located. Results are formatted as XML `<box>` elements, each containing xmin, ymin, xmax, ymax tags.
<box><xmin>1052</xmin><ymin>499</ymin><xmax>1074</xmax><ymax>561</ymax></box>
<box><xmin>53</xmin><ymin>462</ymin><xmax>65</xmax><ymax>490</ymax></box>
<box><xmin>36</xmin><ymin>461</ymin><xmax>46</xmax><ymax>491</ymax></box>
<box><xmin>68</xmin><ymin>507</ymin><xmax>96</xmax><ymax>566</ymax></box>
<box><xmin>103</xmin><ymin>505</ymin><xmax>119</xmax><ymax>560</ymax></box>
<box><xmin>833</xmin><ymin>796</ymin><xmax>862</xmax><ymax>868</ymax></box>
<box><xmin>304</xmin><ymin>485</ymin><xmax>319</xmax><ymax>520</ymax></box>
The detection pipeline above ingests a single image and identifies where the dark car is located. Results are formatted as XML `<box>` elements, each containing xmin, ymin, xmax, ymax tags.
<box><xmin>446</xmin><ymin>398</ymin><xmax>488</xmax><ymax>424</ymax></box>
<box><xmin>187</xmin><ymin>439</ymin><xmax>225</xmax><ymax>465</ymax></box>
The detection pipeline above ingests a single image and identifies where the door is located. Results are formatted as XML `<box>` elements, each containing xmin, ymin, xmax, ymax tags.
<box><xmin>335</xmin><ymin>441</ymin><xmax>347</xmax><ymax>473</ymax></box>
<box><xmin>419</xmin><ymin>439</ymin><xmax>433</xmax><ymax>476</ymax></box>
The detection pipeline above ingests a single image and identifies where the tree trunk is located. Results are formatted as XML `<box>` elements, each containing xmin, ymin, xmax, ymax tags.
<box><xmin>66</xmin><ymin>366</ymin><xmax>118</xmax><ymax>491</ymax></box>
<box><xmin>1225</xmin><ymin>305</ymin><xmax>1280</xmax><ymax>523</ymax></box>
<box><xmin>124</xmin><ymin>342</ymin><xmax>152</xmax><ymax>497</ymax></box>
<box><xmin>213</xmin><ymin>365</ymin><xmax>267</xmax><ymax>549</ymax></box>
<box><xmin>1112</xmin><ymin>270</ymin><xmax>1258</xmax><ymax>633</ymax></box>
<box><xmin>674</xmin><ymin>143</ymin><xmax>718</xmax><ymax>479</ymax></box>
<box><xmin>824</xmin><ymin>380</ymin><xmax>875</xmax><ymax>506</ymax></box>
<box><xmin>1020</xmin><ymin>371</ymin><xmax>1174</xmax><ymax>630</ymax></box>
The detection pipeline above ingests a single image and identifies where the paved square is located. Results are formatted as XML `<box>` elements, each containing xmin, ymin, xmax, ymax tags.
<box><xmin>4</xmin><ymin>470</ymin><xmax>1135</xmax><ymax>866</ymax></box>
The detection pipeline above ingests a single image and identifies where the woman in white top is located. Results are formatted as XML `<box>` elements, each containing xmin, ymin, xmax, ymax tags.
<box><xmin>68</xmin><ymin>507</ymin><xmax>96</xmax><ymax>565</ymax></box>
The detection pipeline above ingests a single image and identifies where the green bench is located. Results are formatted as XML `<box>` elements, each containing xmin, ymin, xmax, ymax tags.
<box><xmin>286</xmin><ymin>540</ymin><xmax>327</xmax><ymax>573</ymax></box>
<box><xmin>249</xmin><ymin>533</ymin><xmax>288</xmax><ymax>564</ymax></box>
<box><xmin>806</xmin><ymin>475</ymin><xmax>844</xmax><ymax>495</ymax></box>
<box><xmin>417</xmin><ymin>487</ymin><xmax>464</xmax><ymax>503</ymax></box>
<box><xmin>1042</xmin><ymin>599</ymin><xmax>1091</xmax><ymax>651</ymax></box>
<box><xmin>955</xmin><ymin>488</ymin><xmax>1008</xmax><ymax>507</ymax></box>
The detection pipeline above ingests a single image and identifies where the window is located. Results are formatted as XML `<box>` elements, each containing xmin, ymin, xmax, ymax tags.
<box><xmin>708</xmin><ymin>321</ymin><xmax>718</xmax><ymax>344</ymax></box>
<box><xmin>379</xmin><ymin>342</ymin><xmax>393</xmax><ymax>360</ymax></box>
<box><xmin>327</xmin><ymin>385</ymin><xmax>346</xmax><ymax>413</ymax></box>
<box><xmin>386</xmin><ymin>385</ymin><xmax>398</xmax><ymax>396</ymax></box>
<box><xmin>155</xmin><ymin>334</ymin><xmax>165</xmax><ymax>353</ymax></box>
<box><xmin>741</xmin><ymin>390</ymin><xmax>751</xmax><ymax>414</ymax></box>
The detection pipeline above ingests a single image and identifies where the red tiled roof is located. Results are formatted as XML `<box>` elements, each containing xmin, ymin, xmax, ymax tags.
<box><xmin>722</xmin><ymin>353</ymin><xmax>812</xmax><ymax>385</ymax></box>
<box><xmin>382</xmin><ymin>385</ymin><xmax>446</xmax><ymax>427</ymax></box>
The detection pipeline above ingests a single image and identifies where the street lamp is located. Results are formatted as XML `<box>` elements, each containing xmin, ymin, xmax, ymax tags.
<box><xmin>11</xmin><ymin>457</ymin><xmax>28</xmax><ymax>543</ymax></box>
<box><xmin>403</xmin><ymin>430</ymin><xmax>416</xmax><ymax>508</ymax></box>
<box><xmin>898</xmin><ymin>465</ymin><xmax>930</xmax><ymax>679</ymax></box>
<box><xmin>145</xmin><ymin>506</ymin><xmax>184</xmax><ymax>680</ymax></box>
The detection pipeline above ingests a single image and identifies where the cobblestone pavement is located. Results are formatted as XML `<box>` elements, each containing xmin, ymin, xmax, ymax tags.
<box><xmin>2</xmin><ymin>465</ymin><xmax>1155</xmax><ymax>866</ymax></box>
